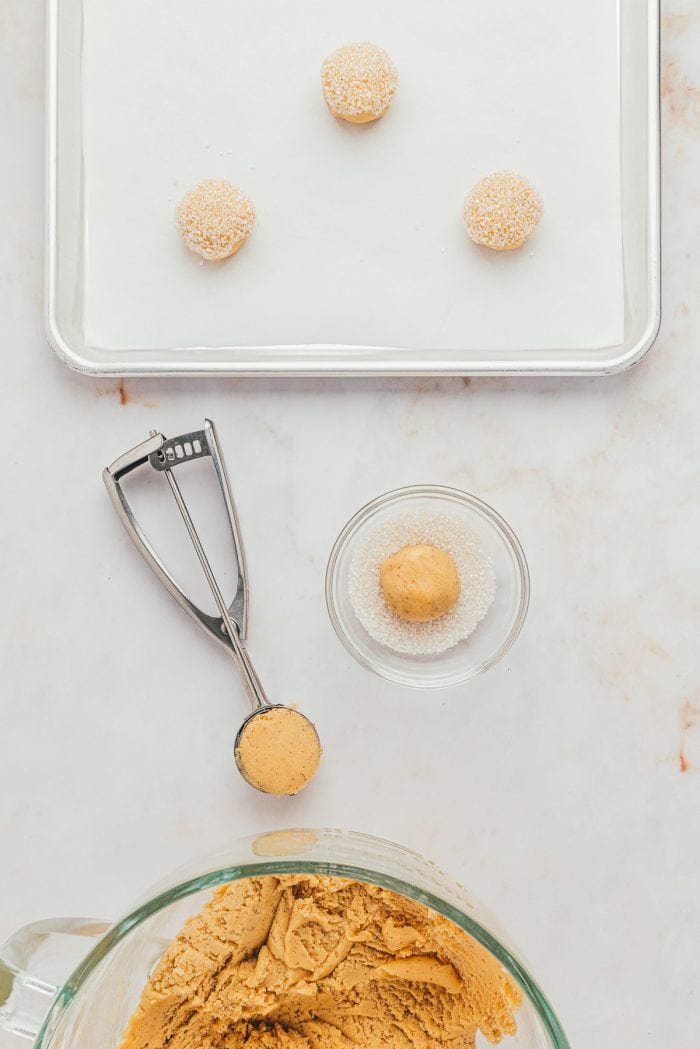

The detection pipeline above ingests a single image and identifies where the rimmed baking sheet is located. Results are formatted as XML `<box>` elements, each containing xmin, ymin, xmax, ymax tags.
<box><xmin>46</xmin><ymin>0</ymin><xmax>660</xmax><ymax>376</ymax></box>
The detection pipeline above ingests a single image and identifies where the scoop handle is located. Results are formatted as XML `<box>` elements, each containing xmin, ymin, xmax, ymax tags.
<box><xmin>0</xmin><ymin>918</ymin><xmax>109</xmax><ymax>1041</ymax></box>
<box><xmin>161</xmin><ymin>466</ymin><xmax>270</xmax><ymax>715</ymax></box>
<box><xmin>222</xmin><ymin>617</ymin><xmax>270</xmax><ymax>714</ymax></box>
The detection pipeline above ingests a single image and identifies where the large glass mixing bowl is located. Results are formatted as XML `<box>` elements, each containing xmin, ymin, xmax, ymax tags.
<box><xmin>0</xmin><ymin>830</ymin><xmax>568</xmax><ymax>1049</ymax></box>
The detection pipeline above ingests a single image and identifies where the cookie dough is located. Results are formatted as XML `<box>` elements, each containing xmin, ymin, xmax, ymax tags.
<box><xmin>118</xmin><ymin>875</ymin><xmax>522</xmax><ymax>1049</ymax></box>
<box><xmin>235</xmin><ymin>707</ymin><xmax>321</xmax><ymax>796</ymax></box>
<box><xmin>464</xmin><ymin>171</ymin><xmax>543</xmax><ymax>251</ymax></box>
<box><xmin>175</xmin><ymin>178</ymin><xmax>256</xmax><ymax>261</ymax></box>
<box><xmin>380</xmin><ymin>543</ymin><xmax>461</xmax><ymax>622</ymax></box>
<box><xmin>322</xmin><ymin>43</ymin><xmax>398</xmax><ymax>124</ymax></box>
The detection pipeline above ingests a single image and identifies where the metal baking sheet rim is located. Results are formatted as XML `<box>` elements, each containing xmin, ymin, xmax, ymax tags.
<box><xmin>44</xmin><ymin>0</ymin><xmax>661</xmax><ymax>380</ymax></box>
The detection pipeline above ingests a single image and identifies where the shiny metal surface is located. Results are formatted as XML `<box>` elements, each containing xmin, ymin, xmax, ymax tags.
<box><xmin>102</xmin><ymin>419</ymin><xmax>249</xmax><ymax>646</ymax></box>
<box><xmin>103</xmin><ymin>419</ymin><xmax>318</xmax><ymax>793</ymax></box>
<box><xmin>156</xmin><ymin>447</ymin><xmax>268</xmax><ymax>714</ymax></box>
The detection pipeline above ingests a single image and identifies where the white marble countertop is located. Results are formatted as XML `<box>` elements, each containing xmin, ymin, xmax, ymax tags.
<box><xmin>1</xmin><ymin>4</ymin><xmax>699</xmax><ymax>1047</ymax></box>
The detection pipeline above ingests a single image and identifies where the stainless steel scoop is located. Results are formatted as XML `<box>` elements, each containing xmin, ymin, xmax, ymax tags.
<box><xmin>103</xmin><ymin>419</ymin><xmax>319</xmax><ymax>794</ymax></box>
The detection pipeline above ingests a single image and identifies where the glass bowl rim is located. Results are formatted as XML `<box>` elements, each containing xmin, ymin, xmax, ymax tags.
<box><xmin>325</xmin><ymin>484</ymin><xmax>531</xmax><ymax>688</ymax></box>
<box><xmin>35</xmin><ymin>829</ymin><xmax>569</xmax><ymax>1049</ymax></box>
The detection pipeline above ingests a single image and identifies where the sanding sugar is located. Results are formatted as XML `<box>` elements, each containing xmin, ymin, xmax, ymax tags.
<box><xmin>464</xmin><ymin>171</ymin><xmax>543</xmax><ymax>251</ymax></box>
<box><xmin>349</xmin><ymin>509</ymin><xmax>496</xmax><ymax>656</ymax></box>
<box><xmin>321</xmin><ymin>43</ymin><xmax>398</xmax><ymax>122</ymax></box>
<box><xmin>175</xmin><ymin>179</ymin><xmax>255</xmax><ymax>262</ymax></box>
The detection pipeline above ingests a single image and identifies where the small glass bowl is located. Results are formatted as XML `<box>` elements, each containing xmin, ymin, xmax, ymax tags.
<box><xmin>326</xmin><ymin>485</ymin><xmax>530</xmax><ymax>689</ymax></box>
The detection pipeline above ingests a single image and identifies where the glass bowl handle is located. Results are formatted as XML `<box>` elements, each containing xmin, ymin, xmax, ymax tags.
<box><xmin>0</xmin><ymin>918</ymin><xmax>110</xmax><ymax>1042</ymax></box>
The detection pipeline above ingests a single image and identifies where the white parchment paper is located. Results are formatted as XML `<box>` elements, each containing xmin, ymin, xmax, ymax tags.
<box><xmin>82</xmin><ymin>0</ymin><xmax>623</xmax><ymax>353</ymax></box>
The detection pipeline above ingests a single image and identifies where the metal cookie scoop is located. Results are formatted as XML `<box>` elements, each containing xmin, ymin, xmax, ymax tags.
<box><xmin>103</xmin><ymin>419</ymin><xmax>320</xmax><ymax>796</ymax></box>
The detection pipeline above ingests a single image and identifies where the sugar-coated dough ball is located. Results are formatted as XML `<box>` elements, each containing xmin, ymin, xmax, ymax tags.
<box><xmin>464</xmin><ymin>171</ymin><xmax>543</xmax><ymax>251</ymax></box>
<box><xmin>380</xmin><ymin>544</ymin><xmax>461</xmax><ymax>623</ymax></box>
<box><xmin>322</xmin><ymin>42</ymin><xmax>398</xmax><ymax>124</ymax></box>
<box><xmin>175</xmin><ymin>178</ymin><xmax>256</xmax><ymax>261</ymax></box>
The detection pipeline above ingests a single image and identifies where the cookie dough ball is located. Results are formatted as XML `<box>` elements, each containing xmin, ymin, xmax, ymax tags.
<box><xmin>322</xmin><ymin>43</ymin><xmax>398</xmax><ymax>124</ymax></box>
<box><xmin>464</xmin><ymin>171</ymin><xmax>543</xmax><ymax>251</ymax></box>
<box><xmin>235</xmin><ymin>707</ymin><xmax>321</xmax><ymax>796</ymax></box>
<box><xmin>175</xmin><ymin>178</ymin><xmax>256</xmax><ymax>261</ymax></box>
<box><xmin>380</xmin><ymin>544</ymin><xmax>461</xmax><ymax>623</ymax></box>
